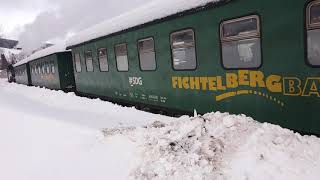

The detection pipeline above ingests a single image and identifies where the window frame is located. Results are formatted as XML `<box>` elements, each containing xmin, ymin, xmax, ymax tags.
<box><xmin>170</xmin><ymin>28</ymin><xmax>198</xmax><ymax>71</ymax></box>
<box><xmin>306</xmin><ymin>0</ymin><xmax>320</xmax><ymax>67</ymax></box>
<box><xmin>114</xmin><ymin>43</ymin><xmax>129</xmax><ymax>72</ymax></box>
<box><xmin>220</xmin><ymin>15</ymin><xmax>261</xmax><ymax>42</ymax></box>
<box><xmin>41</xmin><ymin>63</ymin><xmax>45</xmax><ymax>74</ymax></box>
<box><xmin>46</xmin><ymin>62</ymin><xmax>50</xmax><ymax>74</ymax></box>
<box><xmin>51</xmin><ymin>61</ymin><xmax>55</xmax><ymax>74</ymax></box>
<box><xmin>74</xmin><ymin>53</ymin><xmax>82</xmax><ymax>73</ymax></box>
<box><xmin>137</xmin><ymin>37</ymin><xmax>157</xmax><ymax>71</ymax></box>
<box><xmin>97</xmin><ymin>48</ymin><xmax>109</xmax><ymax>72</ymax></box>
<box><xmin>307</xmin><ymin>0</ymin><xmax>320</xmax><ymax>30</ymax></box>
<box><xmin>84</xmin><ymin>50</ymin><xmax>94</xmax><ymax>72</ymax></box>
<box><xmin>219</xmin><ymin>14</ymin><xmax>263</xmax><ymax>70</ymax></box>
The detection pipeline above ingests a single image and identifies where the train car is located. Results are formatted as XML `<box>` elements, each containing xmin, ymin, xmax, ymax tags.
<box><xmin>16</xmin><ymin>44</ymin><xmax>75</xmax><ymax>91</ymax></box>
<box><xmin>66</xmin><ymin>0</ymin><xmax>320</xmax><ymax>134</ymax></box>
<box><xmin>13</xmin><ymin>62</ymin><xmax>31</xmax><ymax>86</ymax></box>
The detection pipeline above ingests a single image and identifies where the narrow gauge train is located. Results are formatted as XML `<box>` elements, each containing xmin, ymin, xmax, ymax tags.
<box><xmin>10</xmin><ymin>0</ymin><xmax>320</xmax><ymax>135</ymax></box>
<box><xmin>13</xmin><ymin>45</ymin><xmax>75</xmax><ymax>91</ymax></box>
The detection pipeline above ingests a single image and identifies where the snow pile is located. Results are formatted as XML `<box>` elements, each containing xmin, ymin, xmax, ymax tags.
<box><xmin>128</xmin><ymin>112</ymin><xmax>320</xmax><ymax>180</ymax></box>
<box><xmin>14</xmin><ymin>43</ymin><xmax>69</xmax><ymax>67</ymax></box>
<box><xmin>228</xmin><ymin>124</ymin><xmax>320</xmax><ymax>180</ymax></box>
<box><xmin>67</xmin><ymin>0</ymin><xmax>225</xmax><ymax>47</ymax></box>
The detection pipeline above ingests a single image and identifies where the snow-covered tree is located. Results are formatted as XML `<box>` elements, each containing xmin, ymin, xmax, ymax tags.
<box><xmin>0</xmin><ymin>54</ymin><xmax>9</xmax><ymax>70</ymax></box>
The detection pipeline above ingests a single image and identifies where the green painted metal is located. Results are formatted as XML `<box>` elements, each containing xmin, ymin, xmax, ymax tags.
<box><xmin>71</xmin><ymin>0</ymin><xmax>320</xmax><ymax>134</ymax></box>
<box><xmin>14</xmin><ymin>64</ymin><xmax>31</xmax><ymax>86</ymax></box>
<box><xmin>29</xmin><ymin>52</ymin><xmax>75</xmax><ymax>90</ymax></box>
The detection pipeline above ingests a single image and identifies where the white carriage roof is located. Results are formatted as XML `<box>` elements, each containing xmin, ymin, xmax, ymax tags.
<box><xmin>66</xmin><ymin>0</ymin><xmax>225</xmax><ymax>48</ymax></box>
<box><xmin>14</xmin><ymin>43</ymin><xmax>69</xmax><ymax>67</ymax></box>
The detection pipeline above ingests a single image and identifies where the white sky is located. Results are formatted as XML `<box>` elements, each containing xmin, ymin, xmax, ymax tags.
<box><xmin>0</xmin><ymin>0</ymin><xmax>150</xmax><ymax>52</ymax></box>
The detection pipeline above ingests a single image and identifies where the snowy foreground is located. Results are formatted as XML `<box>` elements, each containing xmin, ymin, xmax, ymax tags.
<box><xmin>0</xmin><ymin>79</ymin><xmax>320</xmax><ymax>180</ymax></box>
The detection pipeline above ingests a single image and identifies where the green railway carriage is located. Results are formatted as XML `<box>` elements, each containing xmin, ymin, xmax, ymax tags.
<box><xmin>13</xmin><ymin>63</ymin><xmax>31</xmax><ymax>86</ymax></box>
<box><xmin>15</xmin><ymin>45</ymin><xmax>75</xmax><ymax>91</ymax></box>
<box><xmin>28</xmin><ymin>52</ymin><xmax>74</xmax><ymax>90</ymax></box>
<box><xmin>67</xmin><ymin>0</ymin><xmax>320</xmax><ymax>134</ymax></box>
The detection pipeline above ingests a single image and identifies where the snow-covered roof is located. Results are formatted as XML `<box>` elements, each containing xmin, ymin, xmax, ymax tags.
<box><xmin>0</xmin><ymin>48</ymin><xmax>21</xmax><ymax>59</ymax></box>
<box><xmin>14</xmin><ymin>43</ymin><xmax>69</xmax><ymax>67</ymax></box>
<box><xmin>67</xmin><ymin>0</ymin><xmax>226</xmax><ymax>48</ymax></box>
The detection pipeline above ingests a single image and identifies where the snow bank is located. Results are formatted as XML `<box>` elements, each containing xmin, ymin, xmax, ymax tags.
<box><xmin>128</xmin><ymin>113</ymin><xmax>320</xmax><ymax>180</ymax></box>
<box><xmin>1</xmin><ymin>79</ymin><xmax>320</xmax><ymax>180</ymax></box>
<box><xmin>66</xmin><ymin>0</ymin><xmax>224</xmax><ymax>47</ymax></box>
<box><xmin>14</xmin><ymin>43</ymin><xmax>69</xmax><ymax>67</ymax></box>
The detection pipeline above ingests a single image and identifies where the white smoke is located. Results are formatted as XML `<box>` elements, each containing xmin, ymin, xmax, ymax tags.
<box><xmin>16</xmin><ymin>0</ymin><xmax>151</xmax><ymax>53</ymax></box>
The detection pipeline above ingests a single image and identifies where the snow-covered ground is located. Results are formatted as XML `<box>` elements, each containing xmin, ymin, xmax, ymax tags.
<box><xmin>0</xmin><ymin>78</ymin><xmax>319</xmax><ymax>180</ymax></box>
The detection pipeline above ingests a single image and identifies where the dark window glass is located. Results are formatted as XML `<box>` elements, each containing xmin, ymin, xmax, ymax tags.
<box><xmin>85</xmin><ymin>51</ymin><xmax>94</xmax><ymax>72</ymax></box>
<box><xmin>138</xmin><ymin>38</ymin><xmax>156</xmax><ymax>71</ymax></box>
<box><xmin>98</xmin><ymin>48</ymin><xmax>108</xmax><ymax>72</ymax></box>
<box><xmin>222</xmin><ymin>17</ymin><xmax>259</xmax><ymax>40</ymax></box>
<box><xmin>74</xmin><ymin>53</ymin><xmax>82</xmax><ymax>72</ymax></box>
<box><xmin>171</xmin><ymin>29</ymin><xmax>197</xmax><ymax>70</ymax></box>
<box><xmin>221</xmin><ymin>15</ymin><xmax>261</xmax><ymax>69</ymax></box>
<box><xmin>115</xmin><ymin>44</ymin><xmax>129</xmax><ymax>71</ymax></box>
<box><xmin>310</xmin><ymin>3</ymin><xmax>320</xmax><ymax>25</ymax></box>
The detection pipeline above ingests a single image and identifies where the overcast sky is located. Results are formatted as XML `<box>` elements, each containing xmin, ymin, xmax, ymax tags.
<box><xmin>0</xmin><ymin>0</ymin><xmax>150</xmax><ymax>52</ymax></box>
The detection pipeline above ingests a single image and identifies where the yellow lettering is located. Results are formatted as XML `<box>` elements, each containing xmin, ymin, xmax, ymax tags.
<box><xmin>200</xmin><ymin>77</ymin><xmax>208</xmax><ymax>91</ymax></box>
<box><xmin>266</xmin><ymin>75</ymin><xmax>282</xmax><ymax>93</ymax></box>
<box><xmin>182</xmin><ymin>77</ymin><xmax>190</xmax><ymax>89</ymax></box>
<box><xmin>217</xmin><ymin>76</ymin><xmax>227</xmax><ymax>90</ymax></box>
<box><xmin>238</xmin><ymin>70</ymin><xmax>250</xmax><ymax>86</ymax></box>
<box><xmin>250</xmin><ymin>71</ymin><xmax>265</xmax><ymax>88</ymax></box>
<box><xmin>172</xmin><ymin>77</ymin><xmax>178</xmax><ymax>89</ymax></box>
<box><xmin>190</xmin><ymin>77</ymin><xmax>200</xmax><ymax>90</ymax></box>
<box><xmin>283</xmin><ymin>77</ymin><xmax>302</xmax><ymax>96</ymax></box>
<box><xmin>302</xmin><ymin>78</ymin><xmax>320</xmax><ymax>97</ymax></box>
<box><xmin>226</xmin><ymin>73</ymin><xmax>238</xmax><ymax>88</ymax></box>
<box><xmin>177</xmin><ymin>77</ymin><xmax>183</xmax><ymax>89</ymax></box>
<box><xmin>208</xmin><ymin>77</ymin><xmax>217</xmax><ymax>91</ymax></box>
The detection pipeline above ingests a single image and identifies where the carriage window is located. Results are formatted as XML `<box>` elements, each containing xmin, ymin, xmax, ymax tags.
<box><xmin>74</xmin><ymin>53</ymin><xmax>82</xmax><ymax>72</ymax></box>
<box><xmin>51</xmin><ymin>62</ymin><xmax>55</xmax><ymax>74</ymax></box>
<box><xmin>138</xmin><ymin>38</ymin><xmax>156</xmax><ymax>71</ymax></box>
<box><xmin>115</xmin><ymin>44</ymin><xmax>129</xmax><ymax>71</ymax></box>
<box><xmin>98</xmin><ymin>48</ymin><xmax>108</xmax><ymax>72</ymax></box>
<box><xmin>46</xmin><ymin>62</ymin><xmax>50</xmax><ymax>74</ymax></box>
<box><xmin>307</xmin><ymin>1</ymin><xmax>320</xmax><ymax>66</ymax></box>
<box><xmin>38</xmin><ymin>65</ymin><xmax>41</xmax><ymax>74</ymax></box>
<box><xmin>42</xmin><ymin>63</ymin><xmax>45</xmax><ymax>74</ymax></box>
<box><xmin>170</xmin><ymin>29</ymin><xmax>197</xmax><ymax>70</ymax></box>
<box><xmin>85</xmin><ymin>51</ymin><xmax>94</xmax><ymax>72</ymax></box>
<box><xmin>221</xmin><ymin>15</ymin><xmax>261</xmax><ymax>69</ymax></box>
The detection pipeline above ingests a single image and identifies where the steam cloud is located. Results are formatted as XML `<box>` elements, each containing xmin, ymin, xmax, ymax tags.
<box><xmin>17</xmin><ymin>0</ymin><xmax>150</xmax><ymax>52</ymax></box>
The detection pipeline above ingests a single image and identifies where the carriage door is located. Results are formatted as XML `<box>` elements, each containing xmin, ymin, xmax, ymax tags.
<box><xmin>307</xmin><ymin>0</ymin><xmax>320</xmax><ymax>66</ymax></box>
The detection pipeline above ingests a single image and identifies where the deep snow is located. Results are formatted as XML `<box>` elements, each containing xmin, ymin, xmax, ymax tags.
<box><xmin>0</xmin><ymin>78</ymin><xmax>320</xmax><ymax>180</ymax></box>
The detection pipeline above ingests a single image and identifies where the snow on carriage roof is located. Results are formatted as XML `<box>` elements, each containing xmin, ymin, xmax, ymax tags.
<box><xmin>66</xmin><ymin>0</ymin><xmax>225</xmax><ymax>48</ymax></box>
<box><xmin>14</xmin><ymin>43</ymin><xmax>69</xmax><ymax>67</ymax></box>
